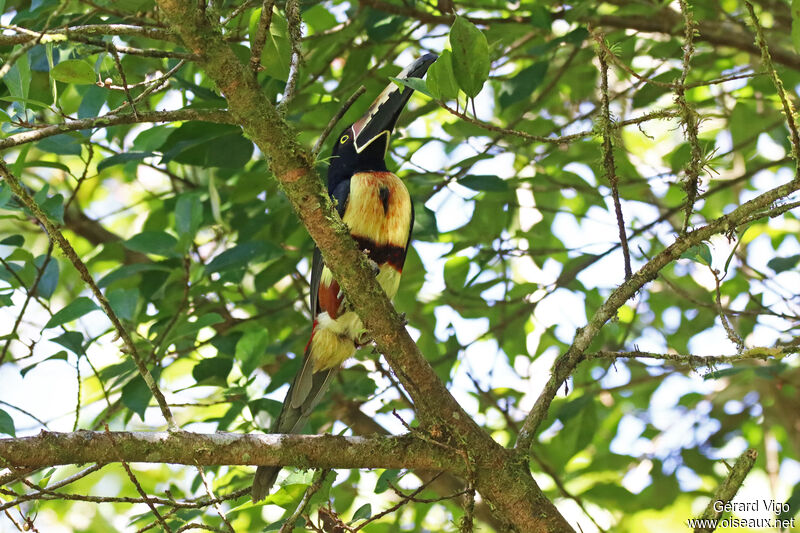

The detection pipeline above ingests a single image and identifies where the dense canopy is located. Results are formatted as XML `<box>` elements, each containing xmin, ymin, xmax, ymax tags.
<box><xmin>1</xmin><ymin>0</ymin><xmax>799</xmax><ymax>531</ymax></box>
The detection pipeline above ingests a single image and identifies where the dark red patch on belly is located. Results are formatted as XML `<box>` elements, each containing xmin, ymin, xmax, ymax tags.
<box><xmin>353</xmin><ymin>235</ymin><xmax>406</xmax><ymax>272</ymax></box>
<box><xmin>317</xmin><ymin>279</ymin><xmax>343</xmax><ymax>319</ymax></box>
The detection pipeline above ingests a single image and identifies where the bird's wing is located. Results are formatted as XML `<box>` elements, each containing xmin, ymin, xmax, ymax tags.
<box><xmin>288</xmin><ymin>178</ymin><xmax>352</xmax><ymax>413</ymax></box>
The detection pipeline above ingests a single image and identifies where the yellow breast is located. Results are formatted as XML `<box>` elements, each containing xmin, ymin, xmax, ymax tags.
<box><xmin>344</xmin><ymin>171</ymin><xmax>412</xmax><ymax>248</ymax></box>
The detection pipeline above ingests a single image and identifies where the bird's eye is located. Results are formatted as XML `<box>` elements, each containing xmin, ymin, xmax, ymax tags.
<box><xmin>339</xmin><ymin>134</ymin><xmax>349</xmax><ymax>144</ymax></box>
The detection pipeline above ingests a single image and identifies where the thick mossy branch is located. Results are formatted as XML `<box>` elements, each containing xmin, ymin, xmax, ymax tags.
<box><xmin>0</xmin><ymin>109</ymin><xmax>234</xmax><ymax>152</ymax></box>
<box><xmin>0</xmin><ymin>431</ymin><xmax>462</xmax><ymax>472</ymax></box>
<box><xmin>154</xmin><ymin>1</ymin><xmax>573</xmax><ymax>530</ymax></box>
<box><xmin>694</xmin><ymin>448</ymin><xmax>758</xmax><ymax>533</ymax></box>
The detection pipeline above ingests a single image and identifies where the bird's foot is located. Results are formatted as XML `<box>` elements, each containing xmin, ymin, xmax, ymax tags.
<box><xmin>365</xmin><ymin>256</ymin><xmax>380</xmax><ymax>276</ymax></box>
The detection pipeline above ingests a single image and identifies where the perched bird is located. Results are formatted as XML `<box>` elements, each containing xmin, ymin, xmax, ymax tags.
<box><xmin>252</xmin><ymin>53</ymin><xmax>437</xmax><ymax>502</ymax></box>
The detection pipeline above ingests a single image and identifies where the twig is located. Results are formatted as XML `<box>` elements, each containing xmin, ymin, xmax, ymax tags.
<box><xmin>0</xmin><ymin>400</ymin><xmax>48</xmax><ymax>428</ymax></box>
<box><xmin>0</xmin><ymin>41</ymin><xmax>37</xmax><ymax>81</ymax></box>
<box><xmin>312</xmin><ymin>85</ymin><xmax>366</xmax><ymax>156</ymax></box>
<box><xmin>0</xmin><ymin>23</ymin><xmax>175</xmax><ymax>46</ymax></box>
<box><xmin>250</xmin><ymin>0</ymin><xmax>275</xmax><ymax>73</ymax></box>
<box><xmin>0</xmin><ymin>109</ymin><xmax>234</xmax><ymax>151</ymax></box>
<box><xmin>221</xmin><ymin>0</ymin><xmax>258</xmax><ymax>26</ymax></box>
<box><xmin>597</xmin><ymin>36</ymin><xmax>632</xmax><ymax>280</ymax></box>
<box><xmin>195</xmin><ymin>466</ymin><xmax>234</xmax><ymax>532</ymax></box>
<box><xmin>745</xmin><ymin>2</ymin><xmax>800</xmax><ymax>169</ymax></box>
<box><xmin>109</xmin><ymin>47</ymin><xmax>139</xmax><ymax>119</ymax></box>
<box><xmin>278</xmin><ymin>470</ymin><xmax>331</xmax><ymax>533</ymax></box>
<box><xmin>676</xmin><ymin>0</ymin><xmax>702</xmax><ymax>234</ymax></box>
<box><xmin>105</xmin><ymin>426</ymin><xmax>173</xmax><ymax>532</ymax></box>
<box><xmin>0</xmin><ymin>162</ymin><xmax>177</xmax><ymax>429</ymax></box>
<box><xmin>693</xmin><ymin>449</ymin><xmax>758</xmax><ymax>533</ymax></box>
<box><xmin>586</xmin><ymin>347</ymin><xmax>791</xmax><ymax>365</ymax></box>
<box><xmin>515</xmin><ymin>170</ymin><xmax>800</xmax><ymax>452</ymax></box>
<box><xmin>0</xmin><ymin>2</ymin><xmax>66</xmax><ymax>80</ymax></box>
<box><xmin>174</xmin><ymin>524</ymin><xmax>228</xmax><ymax>533</ymax></box>
<box><xmin>107</xmin><ymin>60</ymin><xmax>187</xmax><ymax>115</ymax></box>
<box><xmin>0</xmin><ymin>240</ymin><xmax>55</xmax><ymax>365</ymax></box>
<box><xmin>64</xmin><ymin>145</ymin><xmax>94</xmax><ymax>211</ymax></box>
<box><xmin>278</xmin><ymin>0</ymin><xmax>303</xmax><ymax>112</ymax></box>
<box><xmin>352</xmin><ymin>476</ymin><xmax>449</xmax><ymax>531</ymax></box>
<box><xmin>709</xmin><ymin>267</ymin><xmax>745</xmax><ymax>352</ymax></box>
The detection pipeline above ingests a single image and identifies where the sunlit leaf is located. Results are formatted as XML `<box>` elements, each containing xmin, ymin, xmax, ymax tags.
<box><xmin>50</xmin><ymin>59</ymin><xmax>96</xmax><ymax>84</ymax></box>
<box><xmin>45</xmin><ymin>297</ymin><xmax>100</xmax><ymax>328</ymax></box>
<box><xmin>449</xmin><ymin>16</ymin><xmax>490</xmax><ymax>98</ymax></box>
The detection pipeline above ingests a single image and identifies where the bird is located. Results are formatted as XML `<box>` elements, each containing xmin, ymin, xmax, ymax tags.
<box><xmin>252</xmin><ymin>53</ymin><xmax>437</xmax><ymax>502</ymax></box>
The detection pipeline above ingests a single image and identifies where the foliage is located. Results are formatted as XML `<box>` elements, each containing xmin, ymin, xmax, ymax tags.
<box><xmin>1</xmin><ymin>0</ymin><xmax>800</xmax><ymax>531</ymax></box>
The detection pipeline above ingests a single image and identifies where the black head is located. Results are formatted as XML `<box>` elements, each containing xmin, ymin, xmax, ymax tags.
<box><xmin>327</xmin><ymin>53</ymin><xmax>438</xmax><ymax>191</ymax></box>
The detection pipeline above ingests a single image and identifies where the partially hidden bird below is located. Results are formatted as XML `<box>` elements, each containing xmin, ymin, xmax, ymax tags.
<box><xmin>252</xmin><ymin>53</ymin><xmax>438</xmax><ymax>502</ymax></box>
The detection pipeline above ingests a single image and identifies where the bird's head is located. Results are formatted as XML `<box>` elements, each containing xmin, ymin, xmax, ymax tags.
<box><xmin>327</xmin><ymin>53</ymin><xmax>437</xmax><ymax>184</ymax></box>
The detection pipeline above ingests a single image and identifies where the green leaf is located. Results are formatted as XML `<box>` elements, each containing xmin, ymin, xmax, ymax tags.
<box><xmin>34</xmin><ymin>255</ymin><xmax>59</xmax><ymax>299</ymax></box>
<box><xmin>449</xmin><ymin>16</ymin><xmax>490</xmax><ymax>98</ymax></box>
<box><xmin>121</xmin><ymin>375</ymin><xmax>152</xmax><ymax>420</ymax></box>
<box><xmin>767</xmin><ymin>254</ymin><xmax>800</xmax><ymax>273</ymax></box>
<box><xmin>265</xmin><ymin>483</ymin><xmax>307</xmax><ymax>507</ymax></box>
<box><xmin>0</xmin><ymin>235</ymin><xmax>24</xmax><ymax>247</ymax></box>
<box><xmin>51</xmin><ymin>331</ymin><xmax>85</xmax><ymax>356</ymax></box>
<box><xmin>459</xmin><ymin>174</ymin><xmax>508</xmax><ymax>192</ymax></box>
<box><xmin>792</xmin><ymin>0</ymin><xmax>800</xmax><ymax>52</ymax></box>
<box><xmin>375</xmin><ymin>469</ymin><xmax>400</xmax><ymax>494</ymax></box>
<box><xmin>205</xmin><ymin>242</ymin><xmax>280</xmax><ymax>274</ymax></box>
<box><xmin>0</xmin><ymin>408</ymin><xmax>15</xmax><ymax>437</ymax></box>
<box><xmin>389</xmin><ymin>76</ymin><xmax>432</xmax><ymax>98</ymax></box>
<box><xmin>4</xmin><ymin>49</ymin><xmax>30</xmax><ymax>99</ymax></box>
<box><xmin>160</xmin><ymin>123</ymin><xmax>253</xmax><ymax>169</ymax></box>
<box><xmin>529</xmin><ymin>6</ymin><xmax>552</xmax><ymax>29</ymax></box>
<box><xmin>498</xmin><ymin>62</ymin><xmax>548</xmax><ymax>108</ymax></box>
<box><xmin>235</xmin><ymin>329</ymin><xmax>271</xmax><ymax>377</ymax></box>
<box><xmin>36</xmin><ymin>134</ymin><xmax>84</xmax><ymax>156</ymax></box>
<box><xmin>40</xmin><ymin>193</ymin><xmax>65</xmax><ymax>224</ymax></box>
<box><xmin>426</xmin><ymin>49</ymin><xmax>459</xmax><ymax>101</ymax></box>
<box><xmin>50</xmin><ymin>59</ymin><xmax>96</xmax><ymax>84</ymax></box>
<box><xmin>558</xmin><ymin>395</ymin><xmax>598</xmax><ymax>455</ymax></box>
<box><xmin>0</xmin><ymin>184</ymin><xmax>12</xmax><ymax>209</ymax></box>
<box><xmin>365</xmin><ymin>9</ymin><xmax>404</xmax><ymax>42</ymax></box>
<box><xmin>351</xmin><ymin>503</ymin><xmax>372</xmax><ymax>522</ymax></box>
<box><xmin>108</xmin><ymin>288</ymin><xmax>139</xmax><ymax>321</ymax></box>
<box><xmin>680</xmin><ymin>243</ymin><xmax>712</xmax><ymax>266</ymax></box>
<box><xmin>175</xmin><ymin>193</ymin><xmax>203</xmax><ymax>239</ymax></box>
<box><xmin>192</xmin><ymin>356</ymin><xmax>233</xmax><ymax>387</ymax></box>
<box><xmin>124</xmin><ymin>231</ymin><xmax>179</xmax><ymax>257</ymax></box>
<box><xmin>98</xmin><ymin>263</ymin><xmax>172</xmax><ymax>288</ymax></box>
<box><xmin>779</xmin><ymin>481</ymin><xmax>800</xmax><ymax>520</ymax></box>
<box><xmin>166</xmin><ymin>313</ymin><xmax>224</xmax><ymax>344</ymax></box>
<box><xmin>78</xmin><ymin>84</ymin><xmax>107</xmax><ymax>119</ymax></box>
<box><xmin>133</xmin><ymin>125</ymin><xmax>173</xmax><ymax>152</ymax></box>
<box><xmin>20</xmin><ymin>350</ymin><xmax>68</xmax><ymax>377</ymax></box>
<box><xmin>45</xmin><ymin>297</ymin><xmax>100</xmax><ymax>328</ymax></box>
<box><xmin>703</xmin><ymin>367</ymin><xmax>745</xmax><ymax>380</ymax></box>
<box><xmin>97</xmin><ymin>152</ymin><xmax>154</xmax><ymax>172</ymax></box>
<box><xmin>444</xmin><ymin>256</ymin><xmax>470</xmax><ymax>290</ymax></box>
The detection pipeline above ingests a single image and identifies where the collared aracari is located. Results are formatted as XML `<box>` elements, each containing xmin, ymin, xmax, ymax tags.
<box><xmin>252</xmin><ymin>53</ymin><xmax>437</xmax><ymax>501</ymax></box>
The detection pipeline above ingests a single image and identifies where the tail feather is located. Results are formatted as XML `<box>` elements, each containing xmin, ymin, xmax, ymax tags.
<box><xmin>250</xmin><ymin>362</ymin><xmax>339</xmax><ymax>502</ymax></box>
<box><xmin>252</xmin><ymin>466</ymin><xmax>280</xmax><ymax>502</ymax></box>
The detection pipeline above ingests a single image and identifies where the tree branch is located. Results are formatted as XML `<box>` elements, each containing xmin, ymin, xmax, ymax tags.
<box><xmin>693</xmin><ymin>449</ymin><xmax>758</xmax><ymax>533</ymax></box>
<box><xmin>153</xmin><ymin>1</ymin><xmax>573</xmax><ymax>530</ymax></box>
<box><xmin>0</xmin><ymin>24</ymin><xmax>176</xmax><ymax>46</ymax></box>
<box><xmin>0</xmin><ymin>109</ymin><xmax>234</xmax><ymax>152</ymax></box>
<box><xmin>515</xmin><ymin>171</ymin><xmax>800</xmax><ymax>452</ymax></box>
<box><xmin>0</xmin><ymin>431</ymin><xmax>462</xmax><ymax>472</ymax></box>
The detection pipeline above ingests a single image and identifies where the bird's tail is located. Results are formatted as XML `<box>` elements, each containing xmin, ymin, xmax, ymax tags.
<box><xmin>250</xmin><ymin>341</ymin><xmax>340</xmax><ymax>501</ymax></box>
